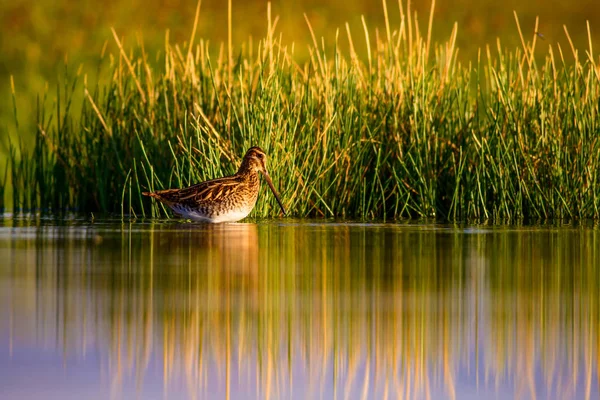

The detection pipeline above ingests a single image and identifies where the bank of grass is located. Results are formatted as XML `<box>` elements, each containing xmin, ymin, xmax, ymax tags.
<box><xmin>4</xmin><ymin>2</ymin><xmax>600</xmax><ymax>221</ymax></box>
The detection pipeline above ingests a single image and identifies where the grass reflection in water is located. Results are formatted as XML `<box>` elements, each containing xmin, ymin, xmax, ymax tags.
<box><xmin>0</xmin><ymin>220</ymin><xmax>598</xmax><ymax>399</ymax></box>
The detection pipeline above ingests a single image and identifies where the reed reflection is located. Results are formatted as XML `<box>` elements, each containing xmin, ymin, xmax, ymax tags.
<box><xmin>0</xmin><ymin>221</ymin><xmax>598</xmax><ymax>399</ymax></box>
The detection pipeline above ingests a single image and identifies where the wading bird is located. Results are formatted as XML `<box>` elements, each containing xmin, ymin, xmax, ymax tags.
<box><xmin>143</xmin><ymin>147</ymin><xmax>286</xmax><ymax>222</ymax></box>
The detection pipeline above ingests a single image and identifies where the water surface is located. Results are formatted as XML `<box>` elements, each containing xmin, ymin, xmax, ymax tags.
<box><xmin>0</xmin><ymin>217</ymin><xmax>598</xmax><ymax>399</ymax></box>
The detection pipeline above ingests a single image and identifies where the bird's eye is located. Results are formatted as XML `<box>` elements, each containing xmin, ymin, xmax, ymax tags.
<box><xmin>257</xmin><ymin>153</ymin><xmax>264</xmax><ymax>159</ymax></box>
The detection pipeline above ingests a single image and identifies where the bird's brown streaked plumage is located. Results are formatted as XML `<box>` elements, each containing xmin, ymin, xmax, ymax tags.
<box><xmin>142</xmin><ymin>147</ymin><xmax>286</xmax><ymax>223</ymax></box>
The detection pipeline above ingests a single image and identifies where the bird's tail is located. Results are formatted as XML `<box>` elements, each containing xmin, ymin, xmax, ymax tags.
<box><xmin>142</xmin><ymin>191</ymin><xmax>174</xmax><ymax>206</ymax></box>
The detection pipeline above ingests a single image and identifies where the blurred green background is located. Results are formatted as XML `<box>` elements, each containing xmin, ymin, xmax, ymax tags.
<box><xmin>1</xmin><ymin>0</ymin><xmax>599</xmax><ymax>153</ymax></box>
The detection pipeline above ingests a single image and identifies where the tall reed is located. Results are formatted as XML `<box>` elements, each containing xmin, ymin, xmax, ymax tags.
<box><xmin>4</xmin><ymin>1</ymin><xmax>600</xmax><ymax>221</ymax></box>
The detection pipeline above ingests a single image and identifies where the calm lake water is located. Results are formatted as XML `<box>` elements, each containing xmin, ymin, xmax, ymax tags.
<box><xmin>0</xmin><ymin>216</ymin><xmax>598</xmax><ymax>400</ymax></box>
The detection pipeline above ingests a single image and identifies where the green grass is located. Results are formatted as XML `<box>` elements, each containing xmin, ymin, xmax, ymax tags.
<box><xmin>4</xmin><ymin>2</ymin><xmax>600</xmax><ymax>221</ymax></box>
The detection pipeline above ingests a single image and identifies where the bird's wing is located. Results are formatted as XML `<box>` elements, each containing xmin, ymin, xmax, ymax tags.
<box><xmin>144</xmin><ymin>176</ymin><xmax>242</xmax><ymax>206</ymax></box>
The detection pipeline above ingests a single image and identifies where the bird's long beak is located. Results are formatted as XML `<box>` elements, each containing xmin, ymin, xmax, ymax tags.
<box><xmin>261</xmin><ymin>170</ymin><xmax>286</xmax><ymax>215</ymax></box>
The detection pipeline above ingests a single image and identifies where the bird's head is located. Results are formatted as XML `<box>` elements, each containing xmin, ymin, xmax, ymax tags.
<box><xmin>240</xmin><ymin>146</ymin><xmax>286</xmax><ymax>215</ymax></box>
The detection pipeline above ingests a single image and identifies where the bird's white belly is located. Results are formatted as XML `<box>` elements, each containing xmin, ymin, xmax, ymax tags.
<box><xmin>174</xmin><ymin>205</ymin><xmax>253</xmax><ymax>223</ymax></box>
